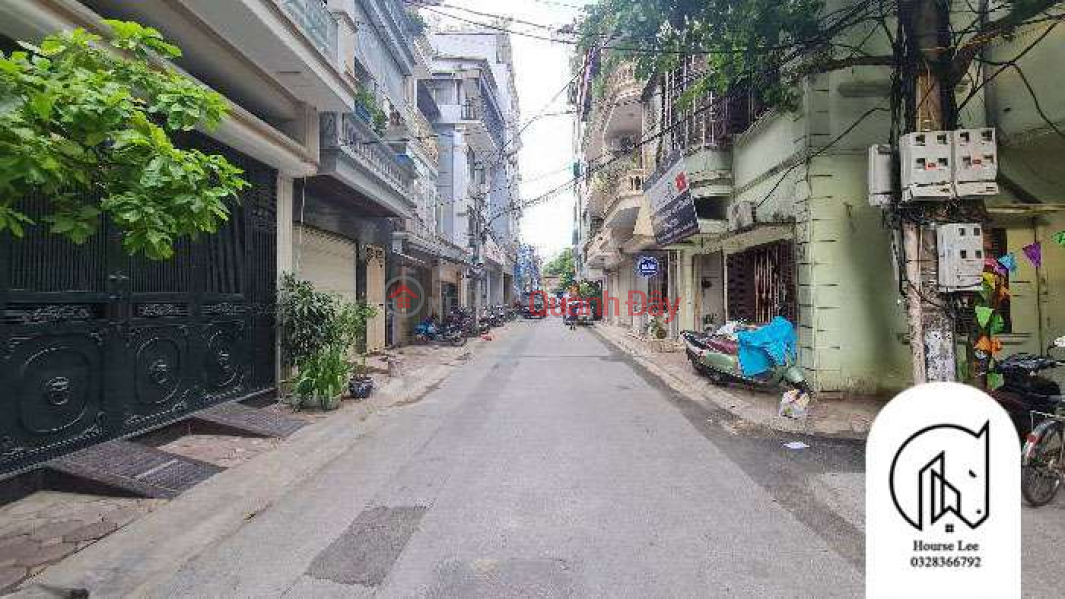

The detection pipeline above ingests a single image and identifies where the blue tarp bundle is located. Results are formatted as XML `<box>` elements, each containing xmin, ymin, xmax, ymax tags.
<box><xmin>736</xmin><ymin>317</ymin><xmax>797</xmax><ymax>377</ymax></box>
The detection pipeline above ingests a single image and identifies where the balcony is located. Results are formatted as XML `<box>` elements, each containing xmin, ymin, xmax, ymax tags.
<box><xmin>461</xmin><ymin>100</ymin><xmax>506</xmax><ymax>152</ymax></box>
<box><xmin>585</xmin><ymin>229</ymin><xmax>620</xmax><ymax>269</ymax></box>
<box><xmin>85</xmin><ymin>0</ymin><xmax>355</xmax><ymax>112</ymax></box>
<box><xmin>602</xmin><ymin>168</ymin><xmax>647</xmax><ymax>234</ymax></box>
<box><xmin>602</xmin><ymin>62</ymin><xmax>642</xmax><ymax>142</ymax></box>
<box><xmin>403</xmin><ymin>107</ymin><xmax>439</xmax><ymax>165</ymax></box>
<box><xmin>279</xmin><ymin>0</ymin><xmax>338</xmax><ymax>62</ymax></box>
<box><xmin>320</xmin><ymin>112</ymin><xmax>416</xmax><ymax>217</ymax></box>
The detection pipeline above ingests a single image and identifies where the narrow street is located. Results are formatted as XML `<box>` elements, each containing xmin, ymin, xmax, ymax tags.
<box><xmin>140</xmin><ymin>319</ymin><xmax>866</xmax><ymax>597</ymax></box>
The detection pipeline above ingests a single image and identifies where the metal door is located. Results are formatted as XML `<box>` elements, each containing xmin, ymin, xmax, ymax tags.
<box><xmin>0</xmin><ymin>133</ymin><xmax>277</xmax><ymax>478</ymax></box>
<box><xmin>364</xmin><ymin>244</ymin><xmax>386</xmax><ymax>352</ymax></box>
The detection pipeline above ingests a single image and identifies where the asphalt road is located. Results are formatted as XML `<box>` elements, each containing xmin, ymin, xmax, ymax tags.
<box><xmin>145</xmin><ymin>318</ymin><xmax>1065</xmax><ymax>598</ymax></box>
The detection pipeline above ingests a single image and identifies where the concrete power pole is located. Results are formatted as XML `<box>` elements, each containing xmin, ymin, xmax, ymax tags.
<box><xmin>902</xmin><ymin>0</ymin><xmax>956</xmax><ymax>384</ymax></box>
<box><xmin>470</xmin><ymin>172</ymin><xmax>485</xmax><ymax>337</ymax></box>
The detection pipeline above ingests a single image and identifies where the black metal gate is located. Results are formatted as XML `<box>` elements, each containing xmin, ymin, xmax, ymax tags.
<box><xmin>0</xmin><ymin>133</ymin><xmax>277</xmax><ymax>478</ymax></box>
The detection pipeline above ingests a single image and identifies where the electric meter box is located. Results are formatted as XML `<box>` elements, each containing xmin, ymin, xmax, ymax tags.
<box><xmin>868</xmin><ymin>144</ymin><xmax>894</xmax><ymax>207</ymax></box>
<box><xmin>952</xmin><ymin>128</ymin><xmax>999</xmax><ymax>197</ymax></box>
<box><xmin>937</xmin><ymin>223</ymin><xmax>985</xmax><ymax>292</ymax></box>
<box><xmin>900</xmin><ymin>131</ymin><xmax>953</xmax><ymax>201</ymax></box>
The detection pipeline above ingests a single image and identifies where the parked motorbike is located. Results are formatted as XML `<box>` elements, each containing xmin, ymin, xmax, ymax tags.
<box><xmin>681</xmin><ymin>327</ymin><xmax>808</xmax><ymax>392</ymax></box>
<box><xmin>445</xmin><ymin>307</ymin><xmax>480</xmax><ymax>337</ymax></box>
<box><xmin>413</xmin><ymin>316</ymin><xmax>468</xmax><ymax>347</ymax></box>
<box><xmin>990</xmin><ymin>344</ymin><xmax>1065</xmax><ymax>439</ymax></box>
<box><xmin>477</xmin><ymin>308</ymin><xmax>493</xmax><ymax>333</ymax></box>
<box><xmin>489</xmin><ymin>305</ymin><xmax>506</xmax><ymax>328</ymax></box>
<box><xmin>1009</xmin><ymin>336</ymin><xmax>1065</xmax><ymax>506</ymax></box>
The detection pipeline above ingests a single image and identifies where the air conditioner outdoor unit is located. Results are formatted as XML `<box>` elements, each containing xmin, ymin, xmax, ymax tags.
<box><xmin>728</xmin><ymin>201</ymin><xmax>756</xmax><ymax>231</ymax></box>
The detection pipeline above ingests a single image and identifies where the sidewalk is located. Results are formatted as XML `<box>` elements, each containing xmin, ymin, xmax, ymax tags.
<box><xmin>5</xmin><ymin>327</ymin><xmax>511</xmax><ymax>597</ymax></box>
<box><xmin>593</xmin><ymin>323</ymin><xmax>883</xmax><ymax>439</ymax></box>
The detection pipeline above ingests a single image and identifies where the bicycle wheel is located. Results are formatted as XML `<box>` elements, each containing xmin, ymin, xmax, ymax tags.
<box><xmin>1021</xmin><ymin>419</ymin><xmax>1064</xmax><ymax>507</ymax></box>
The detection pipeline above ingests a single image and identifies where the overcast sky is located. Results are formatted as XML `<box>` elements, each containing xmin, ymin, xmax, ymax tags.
<box><xmin>426</xmin><ymin>0</ymin><xmax>596</xmax><ymax>261</ymax></box>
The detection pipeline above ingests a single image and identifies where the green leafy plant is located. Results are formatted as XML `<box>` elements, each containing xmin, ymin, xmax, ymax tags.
<box><xmin>278</xmin><ymin>273</ymin><xmax>339</xmax><ymax>369</ymax></box>
<box><xmin>292</xmin><ymin>345</ymin><xmax>351</xmax><ymax>411</ymax></box>
<box><xmin>573</xmin><ymin>0</ymin><xmax>1060</xmax><ymax>117</ymax></box>
<box><xmin>648</xmin><ymin>315</ymin><xmax>667</xmax><ymax>340</ymax></box>
<box><xmin>543</xmin><ymin>250</ymin><xmax>576</xmax><ymax>294</ymax></box>
<box><xmin>355</xmin><ymin>84</ymin><xmax>387</xmax><ymax>136</ymax></box>
<box><xmin>278</xmin><ymin>273</ymin><xmax>378</xmax><ymax>410</ymax></box>
<box><xmin>0</xmin><ymin>20</ymin><xmax>247</xmax><ymax>259</ymax></box>
<box><xmin>406</xmin><ymin>9</ymin><xmax>428</xmax><ymax>35</ymax></box>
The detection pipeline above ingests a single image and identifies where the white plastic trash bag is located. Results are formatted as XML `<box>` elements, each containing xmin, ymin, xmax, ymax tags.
<box><xmin>779</xmin><ymin>389</ymin><xmax>810</xmax><ymax>420</ymax></box>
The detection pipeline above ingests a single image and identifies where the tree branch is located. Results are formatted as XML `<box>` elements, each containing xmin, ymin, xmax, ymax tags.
<box><xmin>793</xmin><ymin>54</ymin><xmax>895</xmax><ymax>77</ymax></box>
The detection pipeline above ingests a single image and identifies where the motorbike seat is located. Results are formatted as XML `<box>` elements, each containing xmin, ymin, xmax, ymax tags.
<box><xmin>706</xmin><ymin>337</ymin><xmax>739</xmax><ymax>355</ymax></box>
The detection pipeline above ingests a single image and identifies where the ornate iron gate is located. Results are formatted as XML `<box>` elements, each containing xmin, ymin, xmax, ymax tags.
<box><xmin>0</xmin><ymin>133</ymin><xmax>277</xmax><ymax>478</ymax></box>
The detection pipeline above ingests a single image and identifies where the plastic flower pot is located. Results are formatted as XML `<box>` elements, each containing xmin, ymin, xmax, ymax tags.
<box><xmin>349</xmin><ymin>377</ymin><xmax>374</xmax><ymax>400</ymax></box>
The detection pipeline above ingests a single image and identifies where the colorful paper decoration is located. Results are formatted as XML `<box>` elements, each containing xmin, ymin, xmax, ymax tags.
<box><xmin>997</xmin><ymin>253</ymin><xmax>1017</xmax><ymax>273</ymax></box>
<box><xmin>990</xmin><ymin>313</ymin><xmax>1006</xmax><ymax>335</ymax></box>
<box><xmin>988</xmin><ymin>372</ymin><xmax>1004</xmax><ymax>391</ymax></box>
<box><xmin>1054</xmin><ymin>231</ymin><xmax>1065</xmax><ymax>247</ymax></box>
<box><xmin>1023</xmin><ymin>242</ymin><xmax>1042</xmax><ymax>268</ymax></box>
<box><xmin>975</xmin><ymin>306</ymin><xmax>993</xmax><ymax>328</ymax></box>
<box><xmin>984</xmin><ymin>257</ymin><xmax>1007</xmax><ymax>275</ymax></box>
<box><xmin>974</xmin><ymin>336</ymin><xmax>1003</xmax><ymax>354</ymax></box>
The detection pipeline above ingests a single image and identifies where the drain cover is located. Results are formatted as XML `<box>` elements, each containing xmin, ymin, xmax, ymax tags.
<box><xmin>49</xmin><ymin>440</ymin><xmax>222</xmax><ymax>499</ymax></box>
<box><xmin>192</xmin><ymin>403</ymin><xmax>307</xmax><ymax>438</ymax></box>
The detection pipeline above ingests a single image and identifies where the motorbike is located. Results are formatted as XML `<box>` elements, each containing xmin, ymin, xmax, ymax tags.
<box><xmin>413</xmin><ymin>317</ymin><xmax>467</xmax><ymax>347</ymax></box>
<box><xmin>563</xmin><ymin>299</ymin><xmax>593</xmax><ymax>329</ymax></box>
<box><xmin>990</xmin><ymin>341</ymin><xmax>1065</xmax><ymax>439</ymax></box>
<box><xmin>680</xmin><ymin>326</ymin><xmax>808</xmax><ymax>393</ymax></box>
<box><xmin>522</xmin><ymin>299</ymin><xmax>547</xmax><ymax>319</ymax></box>
<box><xmin>489</xmin><ymin>305</ymin><xmax>507</xmax><ymax>328</ymax></box>
<box><xmin>444</xmin><ymin>307</ymin><xmax>480</xmax><ymax>337</ymax></box>
<box><xmin>1008</xmin><ymin>336</ymin><xmax>1065</xmax><ymax>506</ymax></box>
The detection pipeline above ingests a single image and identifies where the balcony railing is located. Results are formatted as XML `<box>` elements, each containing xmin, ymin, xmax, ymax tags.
<box><xmin>279</xmin><ymin>0</ymin><xmax>338</xmax><ymax>62</ymax></box>
<box><xmin>462</xmin><ymin>98</ymin><xmax>506</xmax><ymax>149</ymax></box>
<box><xmin>403</xmin><ymin>107</ymin><xmax>439</xmax><ymax>164</ymax></box>
<box><xmin>602</xmin><ymin>62</ymin><xmax>640</xmax><ymax>111</ymax></box>
<box><xmin>603</xmin><ymin>168</ymin><xmax>646</xmax><ymax>218</ymax></box>
<box><xmin>322</xmin><ymin>112</ymin><xmax>414</xmax><ymax>198</ymax></box>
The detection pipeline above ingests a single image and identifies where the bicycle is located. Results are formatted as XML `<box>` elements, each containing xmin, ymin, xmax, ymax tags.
<box><xmin>1019</xmin><ymin>335</ymin><xmax>1065</xmax><ymax>506</ymax></box>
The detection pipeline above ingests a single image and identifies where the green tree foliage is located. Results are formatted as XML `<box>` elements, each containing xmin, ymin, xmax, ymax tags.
<box><xmin>575</xmin><ymin>0</ymin><xmax>1061</xmax><ymax>113</ymax></box>
<box><xmin>543</xmin><ymin>250</ymin><xmax>577</xmax><ymax>292</ymax></box>
<box><xmin>0</xmin><ymin>20</ymin><xmax>247</xmax><ymax>259</ymax></box>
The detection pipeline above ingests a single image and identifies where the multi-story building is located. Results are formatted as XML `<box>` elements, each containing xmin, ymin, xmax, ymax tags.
<box><xmin>426</xmin><ymin>23</ymin><xmax>523</xmax><ymax>311</ymax></box>
<box><xmin>573</xmin><ymin>4</ymin><xmax>1065</xmax><ymax>396</ymax></box>
<box><xmin>0</xmin><ymin>0</ymin><xmax>519</xmax><ymax>477</ymax></box>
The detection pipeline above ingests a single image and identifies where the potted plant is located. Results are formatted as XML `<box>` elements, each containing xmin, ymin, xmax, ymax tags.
<box><xmin>344</xmin><ymin>301</ymin><xmax>378</xmax><ymax>400</ymax></box>
<box><xmin>648</xmin><ymin>316</ymin><xmax>668</xmax><ymax>340</ymax></box>
<box><xmin>292</xmin><ymin>345</ymin><xmax>350</xmax><ymax>411</ymax></box>
<box><xmin>355</xmin><ymin>85</ymin><xmax>388</xmax><ymax>136</ymax></box>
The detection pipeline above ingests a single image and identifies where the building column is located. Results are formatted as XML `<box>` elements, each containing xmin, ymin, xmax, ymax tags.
<box><xmin>276</xmin><ymin>174</ymin><xmax>294</xmax><ymax>279</ymax></box>
<box><xmin>275</xmin><ymin>174</ymin><xmax>294</xmax><ymax>383</ymax></box>
<box><xmin>680</xmin><ymin>249</ymin><xmax>697</xmax><ymax>333</ymax></box>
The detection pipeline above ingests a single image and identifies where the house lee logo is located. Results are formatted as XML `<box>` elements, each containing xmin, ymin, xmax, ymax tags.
<box><xmin>867</xmin><ymin>383</ymin><xmax>1019</xmax><ymax>599</ymax></box>
<box><xmin>890</xmin><ymin>422</ymin><xmax>990</xmax><ymax>531</ymax></box>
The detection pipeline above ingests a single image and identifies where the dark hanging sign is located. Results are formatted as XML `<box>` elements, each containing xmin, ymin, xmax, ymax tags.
<box><xmin>644</xmin><ymin>150</ymin><xmax>699</xmax><ymax>246</ymax></box>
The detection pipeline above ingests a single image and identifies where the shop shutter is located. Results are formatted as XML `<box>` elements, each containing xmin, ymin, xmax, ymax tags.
<box><xmin>294</xmin><ymin>225</ymin><xmax>357</xmax><ymax>303</ymax></box>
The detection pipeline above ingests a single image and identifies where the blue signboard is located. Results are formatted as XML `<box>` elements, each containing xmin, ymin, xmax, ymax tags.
<box><xmin>636</xmin><ymin>255</ymin><xmax>660</xmax><ymax>278</ymax></box>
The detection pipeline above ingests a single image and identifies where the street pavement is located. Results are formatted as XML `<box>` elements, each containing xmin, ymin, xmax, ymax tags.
<box><xmin>64</xmin><ymin>316</ymin><xmax>1062</xmax><ymax>598</ymax></box>
<box><xmin>149</xmin><ymin>318</ymin><xmax>866</xmax><ymax>597</ymax></box>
